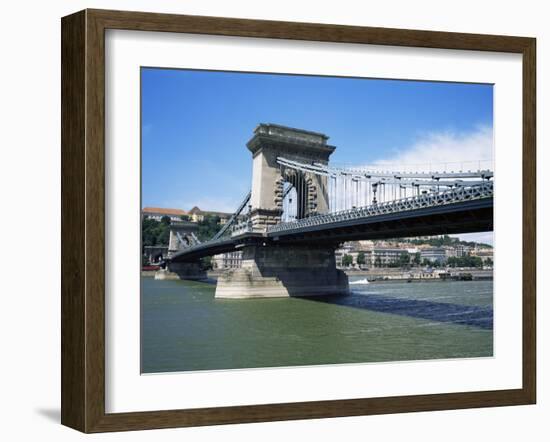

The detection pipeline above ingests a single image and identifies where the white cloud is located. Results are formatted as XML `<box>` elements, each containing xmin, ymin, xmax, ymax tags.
<box><xmin>372</xmin><ymin>125</ymin><xmax>493</xmax><ymax>172</ymax></box>
<box><xmin>373</xmin><ymin>126</ymin><xmax>495</xmax><ymax>245</ymax></box>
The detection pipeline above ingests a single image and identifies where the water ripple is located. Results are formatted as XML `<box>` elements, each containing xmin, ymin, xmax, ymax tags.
<box><xmin>305</xmin><ymin>292</ymin><xmax>493</xmax><ymax>330</ymax></box>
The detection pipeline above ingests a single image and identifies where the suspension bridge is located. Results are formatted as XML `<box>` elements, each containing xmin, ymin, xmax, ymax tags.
<box><xmin>164</xmin><ymin>124</ymin><xmax>493</xmax><ymax>298</ymax></box>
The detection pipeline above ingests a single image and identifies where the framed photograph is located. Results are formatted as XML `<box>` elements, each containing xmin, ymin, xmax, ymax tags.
<box><xmin>61</xmin><ymin>9</ymin><xmax>536</xmax><ymax>432</ymax></box>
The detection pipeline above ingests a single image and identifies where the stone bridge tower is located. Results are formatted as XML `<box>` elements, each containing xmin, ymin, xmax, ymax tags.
<box><xmin>156</xmin><ymin>221</ymin><xmax>206</xmax><ymax>280</ymax></box>
<box><xmin>215</xmin><ymin>124</ymin><xmax>348</xmax><ymax>299</ymax></box>
<box><xmin>247</xmin><ymin>124</ymin><xmax>335</xmax><ymax>231</ymax></box>
<box><xmin>167</xmin><ymin>221</ymin><xmax>199</xmax><ymax>258</ymax></box>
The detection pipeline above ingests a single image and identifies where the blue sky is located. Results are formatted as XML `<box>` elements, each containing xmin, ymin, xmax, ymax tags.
<box><xmin>141</xmin><ymin>68</ymin><xmax>493</xmax><ymax>242</ymax></box>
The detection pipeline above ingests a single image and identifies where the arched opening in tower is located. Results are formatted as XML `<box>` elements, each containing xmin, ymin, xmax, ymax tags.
<box><xmin>281</xmin><ymin>170</ymin><xmax>310</xmax><ymax>221</ymax></box>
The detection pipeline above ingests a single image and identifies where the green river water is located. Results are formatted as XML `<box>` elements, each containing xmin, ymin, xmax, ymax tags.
<box><xmin>141</xmin><ymin>276</ymin><xmax>493</xmax><ymax>373</ymax></box>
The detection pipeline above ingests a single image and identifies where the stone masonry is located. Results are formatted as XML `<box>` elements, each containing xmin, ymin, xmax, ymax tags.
<box><xmin>215</xmin><ymin>243</ymin><xmax>349</xmax><ymax>298</ymax></box>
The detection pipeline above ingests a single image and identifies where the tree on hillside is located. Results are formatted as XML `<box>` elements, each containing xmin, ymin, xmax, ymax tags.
<box><xmin>389</xmin><ymin>234</ymin><xmax>493</xmax><ymax>249</ymax></box>
<box><xmin>157</xmin><ymin>226</ymin><xmax>170</xmax><ymax>245</ymax></box>
<box><xmin>142</xmin><ymin>217</ymin><xmax>171</xmax><ymax>248</ymax></box>
<box><xmin>356</xmin><ymin>251</ymin><xmax>366</xmax><ymax>266</ymax></box>
<box><xmin>447</xmin><ymin>256</ymin><xmax>483</xmax><ymax>268</ymax></box>
<box><xmin>197</xmin><ymin>214</ymin><xmax>222</xmax><ymax>241</ymax></box>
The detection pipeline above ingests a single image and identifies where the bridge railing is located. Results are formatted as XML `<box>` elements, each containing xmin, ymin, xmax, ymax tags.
<box><xmin>267</xmin><ymin>183</ymin><xmax>493</xmax><ymax>235</ymax></box>
<box><xmin>277</xmin><ymin>156</ymin><xmax>494</xmax><ymax>180</ymax></box>
<box><xmin>210</xmin><ymin>191</ymin><xmax>251</xmax><ymax>241</ymax></box>
<box><xmin>169</xmin><ymin>235</ymin><xmax>237</xmax><ymax>259</ymax></box>
<box><xmin>170</xmin><ymin>218</ymin><xmax>255</xmax><ymax>259</ymax></box>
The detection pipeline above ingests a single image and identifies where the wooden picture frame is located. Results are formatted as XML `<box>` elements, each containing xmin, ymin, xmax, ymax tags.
<box><xmin>61</xmin><ymin>8</ymin><xmax>536</xmax><ymax>433</ymax></box>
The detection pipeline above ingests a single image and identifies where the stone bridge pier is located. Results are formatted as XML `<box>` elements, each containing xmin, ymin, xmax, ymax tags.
<box><xmin>215</xmin><ymin>124</ymin><xmax>349</xmax><ymax>298</ymax></box>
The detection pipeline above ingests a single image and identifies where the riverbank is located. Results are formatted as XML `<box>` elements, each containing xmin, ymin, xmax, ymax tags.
<box><xmin>142</xmin><ymin>268</ymin><xmax>493</xmax><ymax>283</ymax></box>
<box><xmin>201</xmin><ymin>268</ymin><xmax>493</xmax><ymax>282</ymax></box>
<box><xmin>343</xmin><ymin>268</ymin><xmax>493</xmax><ymax>283</ymax></box>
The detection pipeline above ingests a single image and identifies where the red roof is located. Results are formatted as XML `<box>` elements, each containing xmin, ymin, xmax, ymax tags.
<box><xmin>142</xmin><ymin>207</ymin><xmax>187</xmax><ymax>216</ymax></box>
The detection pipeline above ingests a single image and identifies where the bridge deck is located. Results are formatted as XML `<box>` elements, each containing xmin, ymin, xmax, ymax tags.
<box><xmin>269</xmin><ymin>197</ymin><xmax>492</xmax><ymax>243</ymax></box>
<box><xmin>170</xmin><ymin>197</ymin><xmax>493</xmax><ymax>262</ymax></box>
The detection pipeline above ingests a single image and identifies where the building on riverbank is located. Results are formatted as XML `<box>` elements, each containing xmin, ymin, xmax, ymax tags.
<box><xmin>187</xmin><ymin>206</ymin><xmax>232</xmax><ymax>224</ymax></box>
<box><xmin>143</xmin><ymin>245</ymin><xmax>168</xmax><ymax>264</ymax></box>
<box><xmin>142</xmin><ymin>207</ymin><xmax>188</xmax><ymax>223</ymax></box>
<box><xmin>141</xmin><ymin>206</ymin><xmax>234</xmax><ymax>224</ymax></box>
<box><xmin>335</xmin><ymin>238</ymin><xmax>492</xmax><ymax>269</ymax></box>
<box><xmin>365</xmin><ymin>248</ymin><xmax>408</xmax><ymax>267</ymax></box>
<box><xmin>212</xmin><ymin>251</ymin><xmax>242</xmax><ymax>269</ymax></box>
<box><xmin>336</xmin><ymin>241</ymin><xmax>412</xmax><ymax>268</ymax></box>
<box><xmin>455</xmin><ymin>244</ymin><xmax>472</xmax><ymax>257</ymax></box>
<box><xmin>420</xmin><ymin>247</ymin><xmax>448</xmax><ymax>264</ymax></box>
<box><xmin>471</xmin><ymin>247</ymin><xmax>494</xmax><ymax>263</ymax></box>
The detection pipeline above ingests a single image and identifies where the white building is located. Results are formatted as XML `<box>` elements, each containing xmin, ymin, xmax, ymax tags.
<box><xmin>212</xmin><ymin>251</ymin><xmax>242</xmax><ymax>269</ymax></box>
<box><xmin>365</xmin><ymin>248</ymin><xmax>408</xmax><ymax>267</ymax></box>
<box><xmin>188</xmin><ymin>206</ymin><xmax>232</xmax><ymax>224</ymax></box>
<box><xmin>471</xmin><ymin>247</ymin><xmax>494</xmax><ymax>263</ymax></box>
<box><xmin>335</xmin><ymin>243</ymin><xmax>409</xmax><ymax>268</ymax></box>
<box><xmin>142</xmin><ymin>207</ymin><xmax>188</xmax><ymax>223</ymax></box>
<box><xmin>455</xmin><ymin>244</ymin><xmax>471</xmax><ymax>257</ymax></box>
<box><xmin>420</xmin><ymin>247</ymin><xmax>447</xmax><ymax>264</ymax></box>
